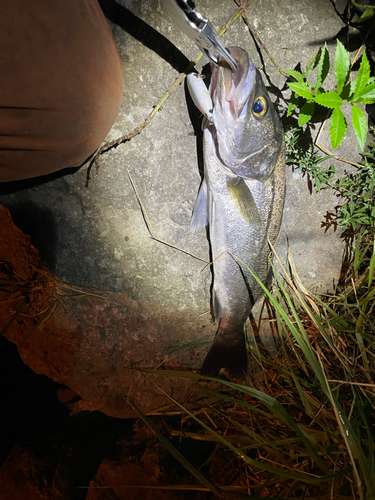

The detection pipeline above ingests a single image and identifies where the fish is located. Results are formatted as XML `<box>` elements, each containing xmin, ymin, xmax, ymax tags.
<box><xmin>189</xmin><ymin>47</ymin><xmax>285</xmax><ymax>379</ymax></box>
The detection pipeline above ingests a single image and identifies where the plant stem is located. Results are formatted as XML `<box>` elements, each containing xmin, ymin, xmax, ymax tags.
<box><xmin>351</xmin><ymin>0</ymin><xmax>375</xmax><ymax>12</ymax></box>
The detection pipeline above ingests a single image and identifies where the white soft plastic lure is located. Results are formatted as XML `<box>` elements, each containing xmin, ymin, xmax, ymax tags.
<box><xmin>186</xmin><ymin>72</ymin><xmax>213</xmax><ymax>122</ymax></box>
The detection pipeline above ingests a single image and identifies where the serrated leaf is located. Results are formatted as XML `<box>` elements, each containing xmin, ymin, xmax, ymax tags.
<box><xmin>304</xmin><ymin>48</ymin><xmax>321</xmax><ymax>78</ymax></box>
<box><xmin>298</xmin><ymin>101</ymin><xmax>315</xmax><ymax>126</ymax></box>
<box><xmin>354</xmin><ymin>97</ymin><xmax>375</xmax><ymax>105</ymax></box>
<box><xmin>330</xmin><ymin>107</ymin><xmax>347</xmax><ymax>149</ymax></box>
<box><xmin>316</xmin><ymin>43</ymin><xmax>330</xmax><ymax>88</ymax></box>
<box><xmin>334</xmin><ymin>40</ymin><xmax>350</xmax><ymax>94</ymax></box>
<box><xmin>314</xmin><ymin>91</ymin><xmax>343</xmax><ymax>108</ymax></box>
<box><xmin>356</xmin><ymin>8</ymin><xmax>374</xmax><ymax>23</ymax></box>
<box><xmin>352</xmin><ymin>82</ymin><xmax>375</xmax><ymax>101</ymax></box>
<box><xmin>353</xmin><ymin>51</ymin><xmax>370</xmax><ymax>99</ymax></box>
<box><xmin>286</xmin><ymin>69</ymin><xmax>305</xmax><ymax>83</ymax></box>
<box><xmin>352</xmin><ymin>104</ymin><xmax>367</xmax><ymax>151</ymax></box>
<box><xmin>288</xmin><ymin>82</ymin><xmax>314</xmax><ymax>99</ymax></box>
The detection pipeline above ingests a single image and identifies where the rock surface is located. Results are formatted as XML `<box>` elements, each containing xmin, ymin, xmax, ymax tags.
<box><xmin>85</xmin><ymin>421</ymin><xmax>211</xmax><ymax>500</ymax></box>
<box><xmin>0</xmin><ymin>205</ymin><xmax>214</xmax><ymax>419</ymax></box>
<box><xmin>0</xmin><ymin>0</ymin><xmax>370</xmax><ymax>418</ymax></box>
<box><xmin>0</xmin><ymin>434</ymin><xmax>88</xmax><ymax>500</ymax></box>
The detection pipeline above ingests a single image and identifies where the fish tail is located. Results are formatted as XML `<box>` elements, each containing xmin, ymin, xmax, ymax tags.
<box><xmin>201</xmin><ymin>321</ymin><xmax>248</xmax><ymax>380</ymax></box>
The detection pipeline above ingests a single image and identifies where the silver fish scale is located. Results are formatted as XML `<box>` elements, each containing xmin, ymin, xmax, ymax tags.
<box><xmin>204</xmin><ymin>126</ymin><xmax>285</xmax><ymax>331</ymax></box>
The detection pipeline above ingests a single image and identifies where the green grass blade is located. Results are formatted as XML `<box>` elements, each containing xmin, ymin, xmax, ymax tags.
<box><xmin>354</xmin><ymin>236</ymin><xmax>361</xmax><ymax>277</ymax></box>
<box><xmin>121</xmin><ymin>483</ymin><xmax>276</xmax><ymax>499</ymax></box>
<box><xmin>327</xmin><ymin>387</ymin><xmax>374</xmax><ymax>499</ymax></box>
<box><xmin>359</xmin><ymin>283</ymin><xmax>375</xmax><ymax>308</ymax></box>
<box><xmin>307</xmin><ymin>293</ymin><xmax>348</xmax><ymax>328</ymax></box>
<box><xmin>368</xmin><ymin>237</ymin><xmax>375</xmax><ymax>288</ymax></box>
<box><xmin>355</xmin><ymin>393</ymin><xmax>375</xmax><ymax>471</ymax></box>
<box><xmin>140</xmin><ymin>368</ymin><xmax>330</xmax><ymax>474</ymax></box>
<box><xmin>355</xmin><ymin>307</ymin><xmax>369</xmax><ymax>370</ymax></box>
<box><xmin>209</xmin><ymin>409</ymin><xmax>283</xmax><ymax>449</ymax></box>
<box><xmin>286</xmin><ymin>361</ymin><xmax>316</xmax><ymax>417</ymax></box>
<box><xmin>255</xmin><ymin>260</ymin><xmax>328</xmax><ymax>390</ymax></box>
<box><xmin>195</xmin><ymin>385</ymin><xmax>272</xmax><ymax>418</ymax></box>
<box><xmin>233</xmin><ymin>258</ymin><xmax>375</xmax><ymax>484</ymax></box>
<box><xmin>152</xmin><ymin>381</ymin><xmax>334</xmax><ymax>484</ymax></box>
<box><xmin>128</xmin><ymin>400</ymin><xmax>222</xmax><ymax>496</ymax></box>
<box><xmin>353</xmin><ymin>237</ymin><xmax>373</xmax><ymax>279</ymax></box>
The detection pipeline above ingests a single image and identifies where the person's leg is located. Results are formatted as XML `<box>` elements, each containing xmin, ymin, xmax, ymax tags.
<box><xmin>0</xmin><ymin>0</ymin><xmax>123</xmax><ymax>182</ymax></box>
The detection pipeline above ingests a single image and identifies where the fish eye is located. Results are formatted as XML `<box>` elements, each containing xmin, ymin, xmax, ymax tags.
<box><xmin>252</xmin><ymin>96</ymin><xmax>267</xmax><ymax>118</ymax></box>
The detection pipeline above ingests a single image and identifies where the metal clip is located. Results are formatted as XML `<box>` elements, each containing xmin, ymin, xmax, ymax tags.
<box><xmin>162</xmin><ymin>0</ymin><xmax>237</xmax><ymax>72</ymax></box>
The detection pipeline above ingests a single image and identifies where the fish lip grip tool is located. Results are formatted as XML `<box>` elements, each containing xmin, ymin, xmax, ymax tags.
<box><xmin>161</xmin><ymin>0</ymin><xmax>238</xmax><ymax>72</ymax></box>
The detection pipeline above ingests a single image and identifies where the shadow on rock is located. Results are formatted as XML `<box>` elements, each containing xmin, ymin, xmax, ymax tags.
<box><xmin>2</xmin><ymin>201</ymin><xmax>58</xmax><ymax>273</ymax></box>
<box><xmin>98</xmin><ymin>0</ymin><xmax>190</xmax><ymax>73</ymax></box>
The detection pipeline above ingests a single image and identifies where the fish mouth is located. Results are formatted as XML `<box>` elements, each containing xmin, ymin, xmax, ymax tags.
<box><xmin>210</xmin><ymin>47</ymin><xmax>256</xmax><ymax>120</ymax></box>
<box><xmin>208</xmin><ymin>48</ymin><xmax>261</xmax><ymax>175</ymax></box>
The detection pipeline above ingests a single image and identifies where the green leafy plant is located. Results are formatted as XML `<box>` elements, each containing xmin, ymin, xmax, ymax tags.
<box><xmin>352</xmin><ymin>0</ymin><xmax>375</xmax><ymax>23</ymax></box>
<box><xmin>285</xmin><ymin>127</ymin><xmax>335</xmax><ymax>191</ymax></box>
<box><xmin>287</xmin><ymin>40</ymin><xmax>375</xmax><ymax>151</ymax></box>
<box><xmin>334</xmin><ymin>144</ymin><xmax>375</xmax><ymax>234</ymax></box>
<box><xmin>286</xmin><ymin>127</ymin><xmax>375</xmax><ymax>236</ymax></box>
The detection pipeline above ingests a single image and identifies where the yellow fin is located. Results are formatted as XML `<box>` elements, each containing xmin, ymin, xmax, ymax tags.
<box><xmin>226</xmin><ymin>178</ymin><xmax>261</xmax><ymax>225</ymax></box>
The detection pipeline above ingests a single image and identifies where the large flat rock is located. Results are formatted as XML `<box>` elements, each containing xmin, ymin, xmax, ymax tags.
<box><xmin>0</xmin><ymin>0</ymin><xmax>366</xmax><ymax>416</ymax></box>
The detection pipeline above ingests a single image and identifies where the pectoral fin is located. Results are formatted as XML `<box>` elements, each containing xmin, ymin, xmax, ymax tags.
<box><xmin>190</xmin><ymin>179</ymin><xmax>208</xmax><ymax>232</ymax></box>
<box><xmin>226</xmin><ymin>178</ymin><xmax>261</xmax><ymax>225</ymax></box>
